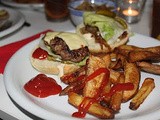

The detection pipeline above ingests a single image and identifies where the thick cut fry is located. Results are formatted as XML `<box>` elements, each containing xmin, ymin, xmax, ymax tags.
<box><xmin>115</xmin><ymin>45</ymin><xmax>160</xmax><ymax>55</ymax></box>
<box><xmin>128</xmin><ymin>51</ymin><xmax>160</xmax><ymax>62</ymax></box>
<box><xmin>60</xmin><ymin>79</ymin><xmax>84</xmax><ymax>95</ymax></box>
<box><xmin>109</xmin><ymin>60</ymin><xmax>122</xmax><ymax>70</ymax></box>
<box><xmin>68</xmin><ymin>92</ymin><xmax>114</xmax><ymax>119</ymax></box>
<box><xmin>137</xmin><ymin>61</ymin><xmax>160</xmax><ymax>75</ymax></box>
<box><xmin>60</xmin><ymin>66</ymin><xmax>86</xmax><ymax>84</ymax></box>
<box><xmin>129</xmin><ymin>78</ymin><xmax>155</xmax><ymax>110</ymax></box>
<box><xmin>109</xmin><ymin>69</ymin><xmax>121</xmax><ymax>84</ymax></box>
<box><xmin>109</xmin><ymin>92</ymin><xmax>122</xmax><ymax>112</ymax></box>
<box><xmin>109</xmin><ymin>53</ymin><xmax>126</xmax><ymax>70</ymax></box>
<box><xmin>122</xmin><ymin>61</ymin><xmax>140</xmax><ymax>102</ymax></box>
<box><xmin>101</xmin><ymin>80</ymin><xmax>112</xmax><ymax>104</ymax></box>
<box><xmin>83</xmin><ymin>54</ymin><xmax>110</xmax><ymax>98</ymax></box>
<box><xmin>109</xmin><ymin>73</ymin><xmax>125</xmax><ymax>112</ymax></box>
<box><xmin>142</xmin><ymin>45</ymin><xmax>160</xmax><ymax>54</ymax></box>
<box><xmin>115</xmin><ymin>45</ymin><xmax>160</xmax><ymax>62</ymax></box>
<box><xmin>114</xmin><ymin>45</ymin><xmax>142</xmax><ymax>56</ymax></box>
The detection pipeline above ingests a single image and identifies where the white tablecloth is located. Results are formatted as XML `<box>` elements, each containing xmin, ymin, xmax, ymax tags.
<box><xmin>0</xmin><ymin>0</ymin><xmax>153</xmax><ymax>119</ymax></box>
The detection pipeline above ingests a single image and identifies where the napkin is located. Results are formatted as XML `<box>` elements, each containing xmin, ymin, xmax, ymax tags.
<box><xmin>0</xmin><ymin>29</ymin><xmax>52</xmax><ymax>74</ymax></box>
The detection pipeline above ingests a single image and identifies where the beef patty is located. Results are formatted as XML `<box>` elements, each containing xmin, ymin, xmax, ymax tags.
<box><xmin>50</xmin><ymin>37</ymin><xmax>89</xmax><ymax>63</ymax></box>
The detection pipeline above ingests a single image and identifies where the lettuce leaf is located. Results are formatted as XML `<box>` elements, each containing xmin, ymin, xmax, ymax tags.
<box><xmin>83</xmin><ymin>12</ymin><xmax>126</xmax><ymax>44</ymax></box>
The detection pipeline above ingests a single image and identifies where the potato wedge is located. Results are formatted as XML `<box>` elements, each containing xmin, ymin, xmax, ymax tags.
<box><xmin>101</xmin><ymin>80</ymin><xmax>112</xmax><ymax>104</ymax></box>
<box><xmin>115</xmin><ymin>45</ymin><xmax>160</xmax><ymax>62</ymax></box>
<box><xmin>114</xmin><ymin>45</ymin><xmax>142</xmax><ymax>56</ymax></box>
<box><xmin>129</xmin><ymin>78</ymin><xmax>155</xmax><ymax>110</ymax></box>
<box><xmin>83</xmin><ymin>54</ymin><xmax>110</xmax><ymax>98</ymax></box>
<box><xmin>109</xmin><ymin>73</ymin><xmax>125</xmax><ymax>112</ymax></box>
<box><xmin>68</xmin><ymin>92</ymin><xmax>114</xmax><ymax>119</ymax></box>
<box><xmin>60</xmin><ymin>66</ymin><xmax>86</xmax><ymax>84</ymax></box>
<box><xmin>137</xmin><ymin>61</ymin><xmax>160</xmax><ymax>75</ymax></box>
<box><xmin>122</xmin><ymin>60</ymin><xmax>140</xmax><ymax>102</ymax></box>
<box><xmin>142</xmin><ymin>46</ymin><xmax>160</xmax><ymax>54</ymax></box>
<box><xmin>129</xmin><ymin>51</ymin><xmax>160</xmax><ymax>62</ymax></box>
<box><xmin>109</xmin><ymin>69</ymin><xmax>121</xmax><ymax>84</ymax></box>
<box><xmin>60</xmin><ymin>79</ymin><xmax>84</xmax><ymax>95</ymax></box>
<box><xmin>115</xmin><ymin>45</ymin><xmax>160</xmax><ymax>55</ymax></box>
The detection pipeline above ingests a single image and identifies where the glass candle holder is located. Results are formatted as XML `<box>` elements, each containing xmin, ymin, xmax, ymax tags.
<box><xmin>117</xmin><ymin>0</ymin><xmax>145</xmax><ymax>24</ymax></box>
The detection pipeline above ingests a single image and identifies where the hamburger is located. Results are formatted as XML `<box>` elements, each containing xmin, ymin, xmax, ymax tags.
<box><xmin>30</xmin><ymin>32</ymin><xmax>89</xmax><ymax>76</ymax></box>
<box><xmin>76</xmin><ymin>12</ymin><xmax>130</xmax><ymax>53</ymax></box>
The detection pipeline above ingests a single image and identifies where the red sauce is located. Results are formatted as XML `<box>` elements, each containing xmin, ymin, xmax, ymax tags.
<box><xmin>85</xmin><ymin>68</ymin><xmax>110</xmax><ymax>83</ymax></box>
<box><xmin>24</xmin><ymin>74</ymin><xmax>62</xmax><ymax>98</ymax></box>
<box><xmin>72</xmin><ymin>68</ymin><xmax>110</xmax><ymax>118</ymax></box>
<box><xmin>72</xmin><ymin>97</ymin><xmax>94</xmax><ymax>118</ymax></box>
<box><xmin>72</xmin><ymin>68</ymin><xmax>134</xmax><ymax>118</ymax></box>
<box><xmin>32</xmin><ymin>48</ymin><xmax>48</xmax><ymax>60</ymax></box>
<box><xmin>101</xmin><ymin>83</ymin><xmax>134</xmax><ymax>99</ymax></box>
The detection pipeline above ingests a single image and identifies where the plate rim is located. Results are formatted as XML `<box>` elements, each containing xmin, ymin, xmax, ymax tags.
<box><xmin>1</xmin><ymin>0</ymin><xmax>44</xmax><ymax>9</ymax></box>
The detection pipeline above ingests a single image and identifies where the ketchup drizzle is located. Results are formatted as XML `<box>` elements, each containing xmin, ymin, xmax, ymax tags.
<box><xmin>72</xmin><ymin>68</ymin><xmax>110</xmax><ymax>118</ymax></box>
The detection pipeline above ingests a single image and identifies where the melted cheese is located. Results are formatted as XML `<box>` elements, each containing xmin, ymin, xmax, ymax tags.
<box><xmin>43</xmin><ymin>32</ymin><xmax>88</xmax><ymax>50</ymax></box>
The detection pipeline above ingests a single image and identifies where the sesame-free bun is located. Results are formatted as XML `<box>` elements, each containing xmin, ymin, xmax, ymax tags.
<box><xmin>30</xmin><ymin>47</ymin><xmax>80</xmax><ymax>77</ymax></box>
<box><xmin>76</xmin><ymin>23</ymin><xmax>129</xmax><ymax>53</ymax></box>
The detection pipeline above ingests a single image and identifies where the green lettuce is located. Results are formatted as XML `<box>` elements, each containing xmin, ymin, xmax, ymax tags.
<box><xmin>83</xmin><ymin>12</ymin><xmax>125</xmax><ymax>43</ymax></box>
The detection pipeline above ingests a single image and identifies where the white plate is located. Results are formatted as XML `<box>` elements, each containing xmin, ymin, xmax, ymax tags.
<box><xmin>3</xmin><ymin>34</ymin><xmax>160</xmax><ymax>120</ymax></box>
<box><xmin>1</xmin><ymin>0</ymin><xmax>44</xmax><ymax>10</ymax></box>
<box><xmin>0</xmin><ymin>7</ymin><xmax>25</xmax><ymax>38</ymax></box>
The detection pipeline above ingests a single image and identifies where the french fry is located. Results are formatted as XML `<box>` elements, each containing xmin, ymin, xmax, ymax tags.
<box><xmin>60</xmin><ymin>79</ymin><xmax>84</xmax><ymax>95</ymax></box>
<box><xmin>129</xmin><ymin>78</ymin><xmax>155</xmax><ymax>110</ymax></box>
<box><xmin>109</xmin><ymin>59</ymin><xmax>123</xmax><ymax>70</ymax></box>
<box><xmin>109</xmin><ymin>69</ymin><xmax>121</xmax><ymax>84</ymax></box>
<box><xmin>114</xmin><ymin>45</ymin><xmax>142</xmax><ymax>56</ymax></box>
<box><xmin>109</xmin><ymin>73</ymin><xmax>125</xmax><ymax>112</ymax></box>
<box><xmin>60</xmin><ymin>66</ymin><xmax>86</xmax><ymax>84</ymax></box>
<box><xmin>101</xmin><ymin>80</ymin><xmax>112</xmax><ymax>105</ymax></box>
<box><xmin>128</xmin><ymin>51</ymin><xmax>160</xmax><ymax>62</ymax></box>
<box><xmin>68</xmin><ymin>92</ymin><xmax>114</xmax><ymax>119</ymax></box>
<box><xmin>109</xmin><ymin>53</ymin><xmax>126</xmax><ymax>70</ymax></box>
<box><xmin>115</xmin><ymin>45</ymin><xmax>160</xmax><ymax>55</ymax></box>
<box><xmin>83</xmin><ymin>54</ymin><xmax>110</xmax><ymax>98</ymax></box>
<box><xmin>115</xmin><ymin>45</ymin><xmax>160</xmax><ymax>62</ymax></box>
<box><xmin>122</xmin><ymin>60</ymin><xmax>140</xmax><ymax>102</ymax></box>
<box><xmin>142</xmin><ymin>46</ymin><xmax>160</xmax><ymax>54</ymax></box>
<box><xmin>137</xmin><ymin>61</ymin><xmax>160</xmax><ymax>75</ymax></box>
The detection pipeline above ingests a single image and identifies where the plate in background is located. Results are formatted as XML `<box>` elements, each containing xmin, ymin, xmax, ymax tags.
<box><xmin>0</xmin><ymin>7</ymin><xmax>25</xmax><ymax>38</ymax></box>
<box><xmin>1</xmin><ymin>0</ymin><xmax>44</xmax><ymax>10</ymax></box>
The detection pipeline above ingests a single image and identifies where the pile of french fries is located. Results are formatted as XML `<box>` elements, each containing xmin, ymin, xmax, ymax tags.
<box><xmin>59</xmin><ymin>44</ymin><xmax>160</xmax><ymax>119</ymax></box>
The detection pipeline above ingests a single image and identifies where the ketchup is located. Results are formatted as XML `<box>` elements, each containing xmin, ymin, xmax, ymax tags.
<box><xmin>72</xmin><ymin>68</ymin><xmax>134</xmax><ymax>118</ymax></box>
<box><xmin>24</xmin><ymin>74</ymin><xmax>62</xmax><ymax>98</ymax></box>
<box><xmin>72</xmin><ymin>68</ymin><xmax>110</xmax><ymax>118</ymax></box>
<box><xmin>32</xmin><ymin>48</ymin><xmax>48</xmax><ymax>60</ymax></box>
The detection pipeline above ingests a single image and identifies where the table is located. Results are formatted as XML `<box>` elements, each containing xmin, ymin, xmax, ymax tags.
<box><xmin>0</xmin><ymin>0</ymin><xmax>153</xmax><ymax>119</ymax></box>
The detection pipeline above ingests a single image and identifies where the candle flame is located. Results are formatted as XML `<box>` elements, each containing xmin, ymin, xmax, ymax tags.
<box><xmin>129</xmin><ymin>0</ymin><xmax>133</xmax><ymax>4</ymax></box>
<box><xmin>122</xmin><ymin>7</ymin><xmax>139</xmax><ymax>16</ymax></box>
<box><xmin>128</xmin><ymin>7</ymin><xmax>133</xmax><ymax>15</ymax></box>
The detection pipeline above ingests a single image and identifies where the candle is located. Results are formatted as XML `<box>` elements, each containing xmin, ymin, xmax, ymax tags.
<box><xmin>123</xmin><ymin>7</ymin><xmax>139</xmax><ymax>16</ymax></box>
<box><xmin>129</xmin><ymin>0</ymin><xmax>133</xmax><ymax>4</ymax></box>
